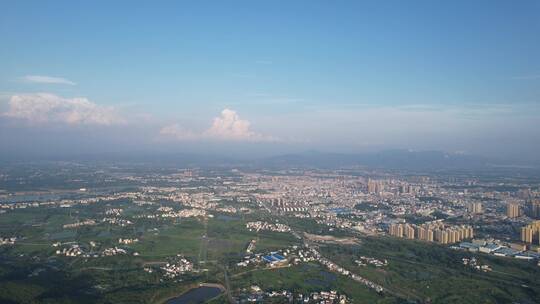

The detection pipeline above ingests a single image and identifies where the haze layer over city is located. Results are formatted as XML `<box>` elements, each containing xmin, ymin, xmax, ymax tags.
<box><xmin>1</xmin><ymin>1</ymin><xmax>540</xmax><ymax>304</ymax></box>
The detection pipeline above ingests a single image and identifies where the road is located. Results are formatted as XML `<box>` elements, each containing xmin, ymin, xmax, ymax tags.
<box><xmin>222</xmin><ymin>266</ymin><xmax>234</xmax><ymax>303</ymax></box>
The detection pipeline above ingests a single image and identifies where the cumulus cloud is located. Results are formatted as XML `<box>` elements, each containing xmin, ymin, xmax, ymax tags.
<box><xmin>160</xmin><ymin>108</ymin><xmax>276</xmax><ymax>142</ymax></box>
<box><xmin>3</xmin><ymin>93</ymin><xmax>124</xmax><ymax>125</ymax></box>
<box><xmin>204</xmin><ymin>109</ymin><xmax>259</xmax><ymax>140</ymax></box>
<box><xmin>22</xmin><ymin>75</ymin><xmax>76</xmax><ymax>85</ymax></box>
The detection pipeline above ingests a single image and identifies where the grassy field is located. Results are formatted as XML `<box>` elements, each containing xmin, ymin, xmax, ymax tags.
<box><xmin>131</xmin><ymin>219</ymin><xmax>205</xmax><ymax>260</ymax></box>
<box><xmin>319</xmin><ymin>236</ymin><xmax>540</xmax><ymax>304</ymax></box>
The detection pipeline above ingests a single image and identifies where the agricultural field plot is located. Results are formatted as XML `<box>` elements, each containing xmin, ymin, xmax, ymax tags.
<box><xmin>131</xmin><ymin>219</ymin><xmax>206</xmax><ymax>260</ymax></box>
<box><xmin>227</xmin><ymin>262</ymin><xmax>400</xmax><ymax>304</ymax></box>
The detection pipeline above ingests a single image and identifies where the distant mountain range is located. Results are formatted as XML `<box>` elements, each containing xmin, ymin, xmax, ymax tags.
<box><xmin>256</xmin><ymin>150</ymin><xmax>497</xmax><ymax>170</ymax></box>
<box><xmin>3</xmin><ymin>149</ymin><xmax>536</xmax><ymax>170</ymax></box>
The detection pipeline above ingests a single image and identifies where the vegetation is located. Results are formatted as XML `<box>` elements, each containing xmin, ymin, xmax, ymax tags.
<box><xmin>319</xmin><ymin>236</ymin><xmax>540</xmax><ymax>304</ymax></box>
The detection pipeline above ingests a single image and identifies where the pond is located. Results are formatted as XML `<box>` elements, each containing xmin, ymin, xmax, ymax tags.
<box><xmin>216</xmin><ymin>214</ymin><xmax>239</xmax><ymax>222</ymax></box>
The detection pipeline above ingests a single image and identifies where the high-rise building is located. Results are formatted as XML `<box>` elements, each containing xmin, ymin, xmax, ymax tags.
<box><xmin>520</xmin><ymin>221</ymin><xmax>540</xmax><ymax>244</ymax></box>
<box><xmin>400</xmin><ymin>184</ymin><xmax>408</xmax><ymax>194</ymax></box>
<box><xmin>467</xmin><ymin>202</ymin><xmax>483</xmax><ymax>214</ymax></box>
<box><xmin>461</xmin><ymin>225</ymin><xmax>471</xmax><ymax>239</ymax></box>
<box><xmin>527</xmin><ymin>199</ymin><xmax>540</xmax><ymax>219</ymax></box>
<box><xmin>405</xmin><ymin>224</ymin><xmax>415</xmax><ymax>239</ymax></box>
<box><xmin>376</xmin><ymin>182</ymin><xmax>384</xmax><ymax>194</ymax></box>
<box><xmin>389</xmin><ymin>224</ymin><xmax>404</xmax><ymax>238</ymax></box>
<box><xmin>521</xmin><ymin>227</ymin><xmax>533</xmax><ymax>243</ymax></box>
<box><xmin>367</xmin><ymin>179</ymin><xmax>377</xmax><ymax>194</ymax></box>
<box><xmin>448</xmin><ymin>230</ymin><xmax>456</xmax><ymax>243</ymax></box>
<box><xmin>416</xmin><ymin>226</ymin><xmax>425</xmax><ymax>240</ymax></box>
<box><xmin>367</xmin><ymin>178</ymin><xmax>386</xmax><ymax>194</ymax></box>
<box><xmin>398</xmin><ymin>184</ymin><xmax>416</xmax><ymax>195</ymax></box>
<box><xmin>397</xmin><ymin>225</ymin><xmax>403</xmax><ymax>237</ymax></box>
<box><xmin>388</xmin><ymin>222</ymin><xmax>472</xmax><ymax>244</ymax></box>
<box><xmin>440</xmin><ymin>231</ymin><xmax>449</xmax><ymax>244</ymax></box>
<box><xmin>427</xmin><ymin>229</ymin><xmax>434</xmax><ymax>242</ymax></box>
<box><xmin>389</xmin><ymin>224</ymin><xmax>397</xmax><ymax>237</ymax></box>
<box><xmin>507</xmin><ymin>203</ymin><xmax>520</xmax><ymax>218</ymax></box>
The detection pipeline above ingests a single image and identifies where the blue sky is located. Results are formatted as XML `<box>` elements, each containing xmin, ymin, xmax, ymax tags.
<box><xmin>1</xmin><ymin>1</ymin><xmax>540</xmax><ymax>161</ymax></box>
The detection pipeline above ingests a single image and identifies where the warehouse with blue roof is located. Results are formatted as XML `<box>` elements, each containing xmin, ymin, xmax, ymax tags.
<box><xmin>262</xmin><ymin>252</ymin><xmax>287</xmax><ymax>265</ymax></box>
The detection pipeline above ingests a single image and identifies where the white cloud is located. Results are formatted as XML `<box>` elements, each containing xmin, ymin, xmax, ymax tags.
<box><xmin>3</xmin><ymin>93</ymin><xmax>124</xmax><ymax>125</ymax></box>
<box><xmin>160</xmin><ymin>108</ymin><xmax>276</xmax><ymax>142</ymax></box>
<box><xmin>159</xmin><ymin>123</ymin><xmax>199</xmax><ymax>140</ymax></box>
<box><xmin>22</xmin><ymin>75</ymin><xmax>76</xmax><ymax>85</ymax></box>
<box><xmin>204</xmin><ymin>109</ymin><xmax>261</xmax><ymax>140</ymax></box>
